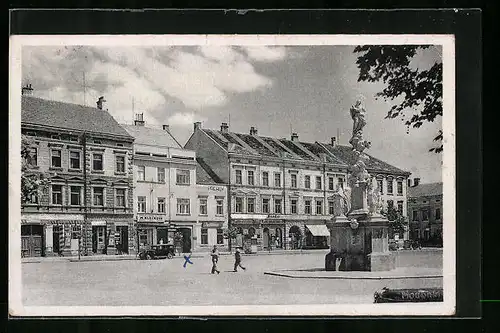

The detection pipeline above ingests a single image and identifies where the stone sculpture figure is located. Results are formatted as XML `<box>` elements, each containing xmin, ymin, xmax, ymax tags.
<box><xmin>333</xmin><ymin>185</ymin><xmax>351</xmax><ymax>216</ymax></box>
<box><xmin>367</xmin><ymin>180</ymin><xmax>384</xmax><ymax>216</ymax></box>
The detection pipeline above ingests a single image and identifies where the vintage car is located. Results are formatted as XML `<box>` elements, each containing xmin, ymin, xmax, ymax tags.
<box><xmin>138</xmin><ymin>244</ymin><xmax>175</xmax><ymax>260</ymax></box>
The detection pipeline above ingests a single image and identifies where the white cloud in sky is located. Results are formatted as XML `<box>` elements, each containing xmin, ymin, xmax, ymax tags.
<box><xmin>242</xmin><ymin>46</ymin><xmax>287</xmax><ymax>62</ymax></box>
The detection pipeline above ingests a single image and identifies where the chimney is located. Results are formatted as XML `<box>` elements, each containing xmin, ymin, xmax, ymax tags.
<box><xmin>162</xmin><ymin>125</ymin><xmax>170</xmax><ymax>132</ymax></box>
<box><xmin>331</xmin><ymin>137</ymin><xmax>337</xmax><ymax>147</ymax></box>
<box><xmin>291</xmin><ymin>133</ymin><xmax>299</xmax><ymax>142</ymax></box>
<box><xmin>407</xmin><ymin>178</ymin><xmax>412</xmax><ymax>187</ymax></box>
<box><xmin>221</xmin><ymin>122</ymin><xmax>229</xmax><ymax>133</ymax></box>
<box><xmin>413</xmin><ymin>178</ymin><xmax>420</xmax><ymax>187</ymax></box>
<box><xmin>134</xmin><ymin>113</ymin><xmax>145</xmax><ymax>126</ymax></box>
<box><xmin>22</xmin><ymin>84</ymin><xmax>33</xmax><ymax>96</ymax></box>
<box><xmin>194</xmin><ymin>122</ymin><xmax>202</xmax><ymax>132</ymax></box>
<box><xmin>250</xmin><ymin>126</ymin><xmax>258</xmax><ymax>136</ymax></box>
<box><xmin>96</xmin><ymin>96</ymin><xmax>107</xmax><ymax>110</ymax></box>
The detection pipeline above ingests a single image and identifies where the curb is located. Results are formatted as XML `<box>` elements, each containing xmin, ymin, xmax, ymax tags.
<box><xmin>264</xmin><ymin>271</ymin><xmax>443</xmax><ymax>280</ymax></box>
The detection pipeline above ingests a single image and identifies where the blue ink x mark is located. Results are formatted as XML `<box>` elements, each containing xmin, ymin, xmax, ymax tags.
<box><xmin>183</xmin><ymin>254</ymin><xmax>193</xmax><ymax>268</ymax></box>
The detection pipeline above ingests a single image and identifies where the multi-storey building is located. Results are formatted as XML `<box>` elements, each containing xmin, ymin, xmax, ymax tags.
<box><xmin>122</xmin><ymin>116</ymin><xmax>198</xmax><ymax>253</ymax></box>
<box><xmin>21</xmin><ymin>89</ymin><xmax>135</xmax><ymax>257</ymax></box>
<box><xmin>185</xmin><ymin>122</ymin><xmax>411</xmax><ymax>251</ymax></box>
<box><xmin>195</xmin><ymin>157</ymin><xmax>228</xmax><ymax>250</ymax></box>
<box><xmin>407</xmin><ymin>180</ymin><xmax>443</xmax><ymax>245</ymax></box>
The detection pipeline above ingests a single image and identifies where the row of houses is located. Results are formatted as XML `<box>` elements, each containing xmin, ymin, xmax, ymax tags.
<box><xmin>20</xmin><ymin>85</ymin><xmax>417</xmax><ymax>257</ymax></box>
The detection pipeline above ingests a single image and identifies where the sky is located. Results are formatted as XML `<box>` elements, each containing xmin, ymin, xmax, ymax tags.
<box><xmin>21</xmin><ymin>44</ymin><xmax>443</xmax><ymax>183</ymax></box>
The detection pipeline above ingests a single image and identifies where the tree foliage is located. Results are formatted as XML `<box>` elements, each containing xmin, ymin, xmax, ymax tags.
<box><xmin>21</xmin><ymin>135</ymin><xmax>49</xmax><ymax>204</ymax></box>
<box><xmin>223</xmin><ymin>226</ymin><xmax>239</xmax><ymax>239</ymax></box>
<box><xmin>381</xmin><ymin>204</ymin><xmax>408</xmax><ymax>236</ymax></box>
<box><xmin>354</xmin><ymin>45</ymin><xmax>443</xmax><ymax>153</ymax></box>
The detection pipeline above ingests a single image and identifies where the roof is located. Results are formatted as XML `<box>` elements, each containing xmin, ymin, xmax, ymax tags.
<box><xmin>196</xmin><ymin>157</ymin><xmax>225</xmax><ymax>185</ymax></box>
<box><xmin>121</xmin><ymin>124</ymin><xmax>182</xmax><ymax>148</ymax></box>
<box><xmin>21</xmin><ymin>96</ymin><xmax>133</xmax><ymax>139</ymax></box>
<box><xmin>322</xmin><ymin>143</ymin><xmax>410</xmax><ymax>175</ymax></box>
<box><xmin>408</xmin><ymin>182</ymin><xmax>443</xmax><ymax>198</ymax></box>
<box><xmin>199</xmin><ymin>128</ymin><xmax>407</xmax><ymax>175</ymax></box>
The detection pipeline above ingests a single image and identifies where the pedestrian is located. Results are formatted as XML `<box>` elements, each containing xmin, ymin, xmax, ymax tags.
<box><xmin>233</xmin><ymin>248</ymin><xmax>246</xmax><ymax>272</ymax></box>
<box><xmin>211</xmin><ymin>245</ymin><xmax>220</xmax><ymax>274</ymax></box>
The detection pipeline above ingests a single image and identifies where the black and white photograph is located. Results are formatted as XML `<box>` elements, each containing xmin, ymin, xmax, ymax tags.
<box><xmin>9</xmin><ymin>34</ymin><xmax>456</xmax><ymax>316</ymax></box>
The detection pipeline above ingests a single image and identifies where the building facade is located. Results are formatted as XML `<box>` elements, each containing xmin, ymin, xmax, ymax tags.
<box><xmin>195</xmin><ymin>157</ymin><xmax>228</xmax><ymax>251</ymax></box>
<box><xmin>122</xmin><ymin>116</ymin><xmax>198</xmax><ymax>254</ymax></box>
<box><xmin>21</xmin><ymin>92</ymin><xmax>135</xmax><ymax>257</ymax></box>
<box><xmin>407</xmin><ymin>180</ymin><xmax>443</xmax><ymax>245</ymax></box>
<box><xmin>185</xmin><ymin>122</ymin><xmax>412</xmax><ymax>251</ymax></box>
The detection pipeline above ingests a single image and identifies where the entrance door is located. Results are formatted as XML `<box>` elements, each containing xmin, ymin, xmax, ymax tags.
<box><xmin>288</xmin><ymin>226</ymin><xmax>301</xmax><ymax>250</ymax></box>
<box><xmin>116</xmin><ymin>226</ymin><xmax>129</xmax><ymax>254</ymax></box>
<box><xmin>92</xmin><ymin>226</ymin><xmax>106</xmax><ymax>254</ymax></box>
<box><xmin>21</xmin><ymin>225</ymin><xmax>44</xmax><ymax>257</ymax></box>
<box><xmin>263</xmin><ymin>228</ymin><xmax>270</xmax><ymax>249</ymax></box>
<box><xmin>52</xmin><ymin>225</ymin><xmax>62</xmax><ymax>255</ymax></box>
<box><xmin>180</xmin><ymin>228</ymin><xmax>192</xmax><ymax>253</ymax></box>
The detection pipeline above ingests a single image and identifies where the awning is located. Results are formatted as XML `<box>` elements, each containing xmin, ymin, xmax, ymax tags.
<box><xmin>306</xmin><ymin>224</ymin><xmax>330</xmax><ymax>237</ymax></box>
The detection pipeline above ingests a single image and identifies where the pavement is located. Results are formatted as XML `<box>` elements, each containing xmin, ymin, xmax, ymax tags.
<box><xmin>20</xmin><ymin>250</ymin><xmax>443</xmax><ymax>306</ymax></box>
<box><xmin>264</xmin><ymin>267</ymin><xmax>443</xmax><ymax>279</ymax></box>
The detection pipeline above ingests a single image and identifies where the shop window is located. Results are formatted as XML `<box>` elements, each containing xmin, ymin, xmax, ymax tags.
<box><xmin>201</xmin><ymin>228</ymin><xmax>208</xmax><ymax>245</ymax></box>
<box><xmin>217</xmin><ymin>228</ymin><xmax>224</xmax><ymax>244</ymax></box>
<box><xmin>70</xmin><ymin>151</ymin><xmax>81</xmax><ymax>169</ymax></box>
<box><xmin>93</xmin><ymin>187</ymin><xmax>104</xmax><ymax>206</ymax></box>
<box><xmin>92</xmin><ymin>153</ymin><xmax>103</xmax><ymax>171</ymax></box>
<box><xmin>137</xmin><ymin>196</ymin><xmax>146</xmax><ymax>213</ymax></box>
<box><xmin>51</xmin><ymin>149</ymin><xmax>62</xmax><ymax>168</ymax></box>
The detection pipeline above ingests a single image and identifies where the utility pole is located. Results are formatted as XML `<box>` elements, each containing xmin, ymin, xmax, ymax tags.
<box><xmin>83</xmin><ymin>72</ymin><xmax>86</xmax><ymax>106</ymax></box>
<box><xmin>132</xmin><ymin>97</ymin><xmax>135</xmax><ymax>124</ymax></box>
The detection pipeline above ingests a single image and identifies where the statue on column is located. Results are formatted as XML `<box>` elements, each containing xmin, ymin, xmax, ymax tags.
<box><xmin>367</xmin><ymin>180</ymin><xmax>384</xmax><ymax>216</ymax></box>
<box><xmin>332</xmin><ymin>185</ymin><xmax>351</xmax><ymax>216</ymax></box>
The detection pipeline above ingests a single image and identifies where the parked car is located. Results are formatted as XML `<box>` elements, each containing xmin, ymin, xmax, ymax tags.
<box><xmin>139</xmin><ymin>244</ymin><xmax>175</xmax><ymax>260</ymax></box>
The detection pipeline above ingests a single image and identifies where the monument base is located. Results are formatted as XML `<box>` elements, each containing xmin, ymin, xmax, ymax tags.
<box><xmin>368</xmin><ymin>252</ymin><xmax>396</xmax><ymax>271</ymax></box>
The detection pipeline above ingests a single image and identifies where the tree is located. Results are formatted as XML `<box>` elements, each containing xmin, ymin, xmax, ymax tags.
<box><xmin>381</xmin><ymin>204</ymin><xmax>408</xmax><ymax>238</ymax></box>
<box><xmin>21</xmin><ymin>135</ymin><xmax>49</xmax><ymax>204</ymax></box>
<box><xmin>223</xmin><ymin>226</ymin><xmax>239</xmax><ymax>240</ymax></box>
<box><xmin>354</xmin><ymin>45</ymin><xmax>443</xmax><ymax>153</ymax></box>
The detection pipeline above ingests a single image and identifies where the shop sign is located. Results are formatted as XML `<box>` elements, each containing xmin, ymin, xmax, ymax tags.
<box><xmin>137</xmin><ymin>214</ymin><xmax>165</xmax><ymax>223</ymax></box>
<box><xmin>202</xmin><ymin>222</ymin><xmax>223</xmax><ymax>228</ymax></box>
<box><xmin>208</xmin><ymin>186</ymin><xmax>225</xmax><ymax>192</ymax></box>
<box><xmin>267</xmin><ymin>214</ymin><xmax>282</xmax><ymax>219</ymax></box>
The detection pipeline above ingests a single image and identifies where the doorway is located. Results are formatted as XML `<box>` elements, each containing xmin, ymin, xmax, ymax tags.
<box><xmin>116</xmin><ymin>226</ymin><xmax>129</xmax><ymax>254</ymax></box>
<box><xmin>288</xmin><ymin>225</ymin><xmax>302</xmax><ymax>250</ymax></box>
<box><xmin>52</xmin><ymin>225</ymin><xmax>62</xmax><ymax>255</ymax></box>
<box><xmin>263</xmin><ymin>228</ymin><xmax>270</xmax><ymax>249</ymax></box>
<box><xmin>92</xmin><ymin>226</ymin><xmax>107</xmax><ymax>254</ymax></box>
<box><xmin>179</xmin><ymin>228</ymin><xmax>192</xmax><ymax>253</ymax></box>
<box><xmin>21</xmin><ymin>224</ymin><xmax>44</xmax><ymax>257</ymax></box>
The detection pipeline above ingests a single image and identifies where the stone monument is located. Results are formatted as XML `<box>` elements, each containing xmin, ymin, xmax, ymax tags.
<box><xmin>326</xmin><ymin>97</ymin><xmax>395</xmax><ymax>271</ymax></box>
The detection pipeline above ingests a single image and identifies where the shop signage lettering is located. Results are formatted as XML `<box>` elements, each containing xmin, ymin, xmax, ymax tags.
<box><xmin>208</xmin><ymin>186</ymin><xmax>225</xmax><ymax>192</ymax></box>
<box><xmin>267</xmin><ymin>214</ymin><xmax>281</xmax><ymax>219</ymax></box>
<box><xmin>202</xmin><ymin>222</ymin><xmax>223</xmax><ymax>228</ymax></box>
<box><xmin>137</xmin><ymin>214</ymin><xmax>165</xmax><ymax>222</ymax></box>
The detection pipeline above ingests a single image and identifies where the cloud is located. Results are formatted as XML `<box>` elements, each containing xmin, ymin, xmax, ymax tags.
<box><xmin>241</xmin><ymin>46</ymin><xmax>287</xmax><ymax>62</ymax></box>
<box><xmin>167</xmin><ymin>112</ymin><xmax>203</xmax><ymax>126</ymax></box>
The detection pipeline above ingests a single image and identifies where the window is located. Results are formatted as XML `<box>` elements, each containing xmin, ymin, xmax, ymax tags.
<box><xmin>158</xmin><ymin>197</ymin><xmax>166</xmax><ymax>213</ymax></box>
<box><xmin>26</xmin><ymin>147</ymin><xmax>37</xmax><ymax>167</ymax></box>
<box><xmin>274</xmin><ymin>198</ymin><xmax>282</xmax><ymax>214</ymax></box>
<box><xmin>116</xmin><ymin>189</ymin><xmax>126</xmax><ymax>207</ymax></box>
<box><xmin>291</xmin><ymin>174</ymin><xmax>297</xmax><ymax>188</ymax></box>
<box><xmin>176</xmin><ymin>169</ymin><xmax>190</xmax><ymax>185</ymax></box>
<box><xmin>422</xmin><ymin>209</ymin><xmax>429</xmax><ymax>221</ymax></box>
<box><xmin>201</xmin><ymin>228</ymin><xmax>208</xmax><ymax>245</ymax></box>
<box><xmin>412</xmin><ymin>210</ymin><xmax>418</xmax><ymax>221</ymax></box>
<box><xmin>305</xmin><ymin>200</ymin><xmax>312</xmax><ymax>214</ymax></box>
<box><xmin>235</xmin><ymin>170</ymin><xmax>242</xmax><ymax>184</ymax></box>
<box><xmin>93</xmin><ymin>187</ymin><xmax>104</xmax><ymax>206</ymax></box>
<box><xmin>397</xmin><ymin>201</ymin><xmax>404</xmax><ymax>214</ymax></box>
<box><xmin>51</xmin><ymin>185</ymin><xmax>62</xmax><ymax>205</ymax></box>
<box><xmin>70</xmin><ymin>186</ymin><xmax>81</xmax><ymax>206</ymax></box>
<box><xmin>217</xmin><ymin>229</ymin><xmax>224</xmax><ymax>244</ymax></box>
<box><xmin>262</xmin><ymin>172</ymin><xmax>269</xmax><ymax>186</ymax></box>
<box><xmin>247</xmin><ymin>197</ymin><xmax>255</xmax><ymax>213</ymax></box>
<box><xmin>70</xmin><ymin>136</ymin><xmax>78</xmax><ymax>142</ymax></box>
<box><xmin>51</xmin><ymin>149</ymin><xmax>61</xmax><ymax>168</ymax></box>
<box><xmin>305</xmin><ymin>175</ymin><xmax>311</xmax><ymax>189</ymax></box>
<box><xmin>157</xmin><ymin>167</ymin><xmax>165</xmax><ymax>183</ymax></box>
<box><xmin>274</xmin><ymin>173</ymin><xmax>281</xmax><ymax>187</ymax></box>
<box><xmin>28</xmin><ymin>193</ymin><xmax>39</xmax><ymax>204</ymax></box>
<box><xmin>387</xmin><ymin>179</ymin><xmax>394</xmax><ymax>194</ymax></box>
<box><xmin>70</xmin><ymin>151</ymin><xmax>81</xmax><ymax>169</ymax></box>
<box><xmin>71</xmin><ymin>225</ymin><xmax>81</xmax><ymax>239</ymax></box>
<box><xmin>137</xmin><ymin>196</ymin><xmax>146</xmax><ymax>213</ymax></box>
<box><xmin>328</xmin><ymin>176</ymin><xmax>334</xmax><ymax>190</ymax></box>
<box><xmin>397</xmin><ymin>180</ymin><xmax>403</xmax><ymax>195</ymax></box>
<box><xmin>247</xmin><ymin>170</ymin><xmax>254</xmax><ymax>185</ymax></box>
<box><xmin>115</xmin><ymin>155</ymin><xmax>125</xmax><ymax>173</ymax></box>
<box><xmin>435</xmin><ymin>208</ymin><xmax>441</xmax><ymax>220</ymax></box>
<box><xmin>235</xmin><ymin>197</ymin><xmax>243</xmax><ymax>213</ymax></box>
<box><xmin>177</xmin><ymin>199</ymin><xmax>190</xmax><ymax>215</ymax></box>
<box><xmin>216</xmin><ymin>199</ymin><xmax>224</xmax><ymax>215</ymax></box>
<box><xmin>93</xmin><ymin>139</ymin><xmax>102</xmax><ymax>144</ymax></box>
<box><xmin>92</xmin><ymin>153</ymin><xmax>103</xmax><ymax>171</ymax></box>
<box><xmin>338</xmin><ymin>177</ymin><xmax>345</xmax><ymax>189</ymax></box>
<box><xmin>328</xmin><ymin>201</ymin><xmax>335</xmax><ymax>215</ymax></box>
<box><xmin>199</xmin><ymin>198</ymin><xmax>208</xmax><ymax>215</ymax></box>
<box><xmin>262</xmin><ymin>198</ymin><xmax>270</xmax><ymax>213</ymax></box>
<box><xmin>137</xmin><ymin>166</ymin><xmax>145</xmax><ymax>181</ymax></box>
<box><xmin>316</xmin><ymin>200</ymin><xmax>323</xmax><ymax>215</ymax></box>
<box><xmin>316</xmin><ymin>176</ymin><xmax>322</xmax><ymax>190</ymax></box>
<box><xmin>387</xmin><ymin>200</ymin><xmax>394</xmax><ymax>210</ymax></box>
<box><xmin>377</xmin><ymin>179</ymin><xmax>383</xmax><ymax>194</ymax></box>
<box><xmin>291</xmin><ymin>199</ymin><xmax>298</xmax><ymax>214</ymax></box>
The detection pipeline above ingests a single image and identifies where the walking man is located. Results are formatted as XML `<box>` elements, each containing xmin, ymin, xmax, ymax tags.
<box><xmin>233</xmin><ymin>248</ymin><xmax>246</xmax><ymax>272</ymax></box>
<box><xmin>211</xmin><ymin>245</ymin><xmax>220</xmax><ymax>274</ymax></box>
